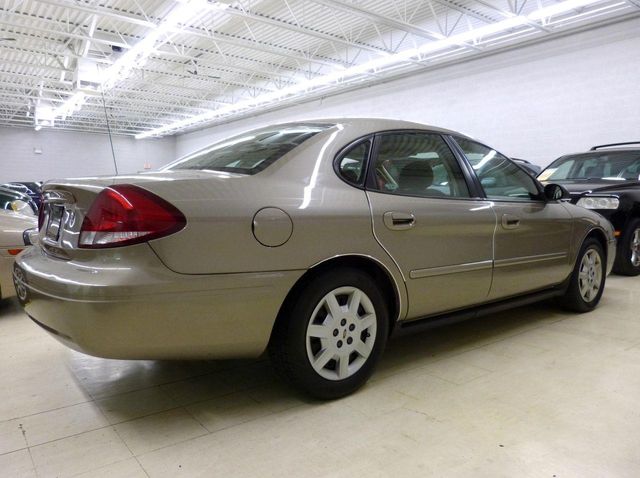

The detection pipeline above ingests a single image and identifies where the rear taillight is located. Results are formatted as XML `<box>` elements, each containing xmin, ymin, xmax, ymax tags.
<box><xmin>78</xmin><ymin>184</ymin><xmax>186</xmax><ymax>249</ymax></box>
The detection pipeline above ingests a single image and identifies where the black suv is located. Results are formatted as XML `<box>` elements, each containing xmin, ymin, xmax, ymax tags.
<box><xmin>539</xmin><ymin>142</ymin><xmax>640</xmax><ymax>276</ymax></box>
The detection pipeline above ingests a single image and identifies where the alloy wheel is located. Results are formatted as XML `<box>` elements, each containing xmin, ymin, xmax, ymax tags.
<box><xmin>578</xmin><ymin>248</ymin><xmax>603</xmax><ymax>302</ymax></box>
<box><xmin>630</xmin><ymin>228</ymin><xmax>640</xmax><ymax>267</ymax></box>
<box><xmin>305</xmin><ymin>286</ymin><xmax>377</xmax><ymax>381</ymax></box>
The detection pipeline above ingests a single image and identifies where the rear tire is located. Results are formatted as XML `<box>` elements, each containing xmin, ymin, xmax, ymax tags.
<box><xmin>558</xmin><ymin>237</ymin><xmax>606</xmax><ymax>313</ymax></box>
<box><xmin>269</xmin><ymin>267</ymin><xmax>389</xmax><ymax>399</ymax></box>
<box><xmin>613</xmin><ymin>219</ymin><xmax>640</xmax><ymax>276</ymax></box>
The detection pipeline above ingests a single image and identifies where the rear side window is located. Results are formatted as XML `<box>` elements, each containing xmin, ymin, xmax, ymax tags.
<box><xmin>370</xmin><ymin>132</ymin><xmax>470</xmax><ymax>198</ymax></box>
<box><xmin>336</xmin><ymin>140</ymin><xmax>371</xmax><ymax>185</ymax></box>
<box><xmin>165</xmin><ymin>124</ymin><xmax>332</xmax><ymax>175</ymax></box>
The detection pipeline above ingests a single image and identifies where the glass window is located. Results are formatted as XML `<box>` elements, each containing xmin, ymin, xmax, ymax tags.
<box><xmin>337</xmin><ymin>140</ymin><xmax>371</xmax><ymax>185</ymax></box>
<box><xmin>164</xmin><ymin>123</ymin><xmax>333</xmax><ymax>175</ymax></box>
<box><xmin>455</xmin><ymin>137</ymin><xmax>540</xmax><ymax>201</ymax></box>
<box><xmin>540</xmin><ymin>152</ymin><xmax>640</xmax><ymax>181</ymax></box>
<box><xmin>370</xmin><ymin>133</ymin><xmax>470</xmax><ymax>198</ymax></box>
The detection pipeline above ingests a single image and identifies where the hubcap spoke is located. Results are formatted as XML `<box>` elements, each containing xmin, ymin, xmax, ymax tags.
<box><xmin>337</xmin><ymin>355</ymin><xmax>349</xmax><ymax>379</ymax></box>
<box><xmin>324</xmin><ymin>293</ymin><xmax>342</xmax><ymax>320</ymax></box>
<box><xmin>308</xmin><ymin>324</ymin><xmax>332</xmax><ymax>339</ymax></box>
<box><xmin>347</xmin><ymin>289</ymin><xmax>362</xmax><ymax>316</ymax></box>
<box><xmin>359</xmin><ymin>313</ymin><xmax>376</xmax><ymax>330</ymax></box>
<box><xmin>354</xmin><ymin>340</ymin><xmax>371</xmax><ymax>358</ymax></box>
<box><xmin>313</xmin><ymin>347</ymin><xmax>334</xmax><ymax>369</ymax></box>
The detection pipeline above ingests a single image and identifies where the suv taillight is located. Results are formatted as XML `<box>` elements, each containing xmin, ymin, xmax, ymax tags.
<box><xmin>78</xmin><ymin>184</ymin><xmax>186</xmax><ymax>249</ymax></box>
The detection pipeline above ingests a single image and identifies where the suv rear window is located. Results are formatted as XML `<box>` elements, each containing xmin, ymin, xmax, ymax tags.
<box><xmin>165</xmin><ymin>123</ymin><xmax>333</xmax><ymax>175</ymax></box>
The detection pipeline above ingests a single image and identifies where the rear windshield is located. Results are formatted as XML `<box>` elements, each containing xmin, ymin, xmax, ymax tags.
<box><xmin>164</xmin><ymin>123</ymin><xmax>333</xmax><ymax>175</ymax></box>
<box><xmin>541</xmin><ymin>151</ymin><xmax>640</xmax><ymax>181</ymax></box>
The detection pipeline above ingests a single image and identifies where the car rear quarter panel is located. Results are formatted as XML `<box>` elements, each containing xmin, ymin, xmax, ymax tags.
<box><xmin>145</xmin><ymin>125</ymin><xmax>408</xmax><ymax>316</ymax></box>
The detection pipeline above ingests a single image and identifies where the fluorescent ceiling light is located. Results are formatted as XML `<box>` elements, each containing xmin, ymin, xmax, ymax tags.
<box><xmin>101</xmin><ymin>0</ymin><xmax>210</xmax><ymax>89</ymax></box>
<box><xmin>132</xmin><ymin>0</ymin><xmax>607</xmax><ymax>139</ymax></box>
<box><xmin>55</xmin><ymin>0</ymin><xmax>211</xmax><ymax>121</ymax></box>
<box><xmin>55</xmin><ymin>92</ymin><xmax>86</xmax><ymax>120</ymax></box>
<box><xmin>528</xmin><ymin>0</ymin><xmax>603</xmax><ymax>20</ymax></box>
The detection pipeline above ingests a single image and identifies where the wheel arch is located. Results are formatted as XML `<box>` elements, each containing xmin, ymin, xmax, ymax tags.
<box><xmin>584</xmin><ymin>227</ymin><xmax>608</xmax><ymax>258</ymax></box>
<box><xmin>270</xmin><ymin>254</ymin><xmax>403</xmax><ymax>341</ymax></box>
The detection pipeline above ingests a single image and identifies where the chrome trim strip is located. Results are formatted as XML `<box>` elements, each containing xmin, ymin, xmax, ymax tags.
<box><xmin>410</xmin><ymin>260</ymin><xmax>493</xmax><ymax>279</ymax></box>
<box><xmin>494</xmin><ymin>252</ymin><xmax>567</xmax><ymax>268</ymax></box>
<box><xmin>42</xmin><ymin>190</ymin><xmax>76</xmax><ymax>204</ymax></box>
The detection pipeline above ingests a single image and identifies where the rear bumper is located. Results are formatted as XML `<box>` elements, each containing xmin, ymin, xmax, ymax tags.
<box><xmin>13</xmin><ymin>245</ymin><xmax>303</xmax><ymax>359</ymax></box>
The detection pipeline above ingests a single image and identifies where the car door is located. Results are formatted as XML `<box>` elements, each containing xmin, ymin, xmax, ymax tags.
<box><xmin>452</xmin><ymin>137</ymin><xmax>574</xmax><ymax>300</ymax></box>
<box><xmin>365</xmin><ymin>131</ymin><xmax>496</xmax><ymax>319</ymax></box>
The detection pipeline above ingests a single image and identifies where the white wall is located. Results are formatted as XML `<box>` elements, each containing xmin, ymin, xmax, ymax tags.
<box><xmin>0</xmin><ymin>127</ymin><xmax>176</xmax><ymax>183</ymax></box>
<box><xmin>176</xmin><ymin>16</ymin><xmax>640</xmax><ymax>168</ymax></box>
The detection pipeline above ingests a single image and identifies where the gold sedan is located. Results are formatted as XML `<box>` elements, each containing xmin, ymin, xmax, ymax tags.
<box><xmin>14</xmin><ymin>119</ymin><xmax>615</xmax><ymax>398</ymax></box>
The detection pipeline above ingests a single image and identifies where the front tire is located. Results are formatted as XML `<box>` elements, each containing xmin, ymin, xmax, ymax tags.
<box><xmin>558</xmin><ymin>237</ymin><xmax>606</xmax><ymax>312</ymax></box>
<box><xmin>613</xmin><ymin>219</ymin><xmax>640</xmax><ymax>276</ymax></box>
<box><xmin>269</xmin><ymin>267</ymin><xmax>389</xmax><ymax>399</ymax></box>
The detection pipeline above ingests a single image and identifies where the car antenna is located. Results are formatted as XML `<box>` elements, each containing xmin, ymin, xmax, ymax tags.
<box><xmin>100</xmin><ymin>87</ymin><xmax>119</xmax><ymax>175</ymax></box>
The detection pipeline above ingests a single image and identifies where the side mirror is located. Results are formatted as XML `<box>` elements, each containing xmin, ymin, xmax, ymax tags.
<box><xmin>544</xmin><ymin>183</ymin><xmax>570</xmax><ymax>201</ymax></box>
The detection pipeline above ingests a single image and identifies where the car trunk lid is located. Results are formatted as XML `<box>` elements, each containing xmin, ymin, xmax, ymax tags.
<box><xmin>38</xmin><ymin>170</ymin><xmax>245</xmax><ymax>259</ymax></box>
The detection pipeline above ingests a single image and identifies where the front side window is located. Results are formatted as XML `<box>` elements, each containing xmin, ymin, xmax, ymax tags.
<box><xmin>336</xmin><ymin>140</ymin><xmax>371</xmax><ymax>185</ymax></box>
<box><xmin>455</xmin><ymin>137</ymin><xmax>540</xmax><ymax>201</ymax></box>
<box><xmin>164</xmin><ymin>123</ymin><xmax>333</xmax><ymax>175</ymax></box>
<box><xmin>370</xmin><ymin>132</ymin><xmax>470</xmax><ymax>198</ymax></box>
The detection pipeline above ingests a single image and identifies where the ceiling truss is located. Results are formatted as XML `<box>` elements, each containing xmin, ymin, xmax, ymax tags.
<box><xmin>0</xmin><ymin>0</ymin><xmax>637</xmax><ymax>136</ymax></box>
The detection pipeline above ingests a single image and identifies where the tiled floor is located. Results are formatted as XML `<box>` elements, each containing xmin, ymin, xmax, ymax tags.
<box><xmin>1</xmin><ymin>275</ymin><xmax>639</xmax><ymax>477</ymax></box>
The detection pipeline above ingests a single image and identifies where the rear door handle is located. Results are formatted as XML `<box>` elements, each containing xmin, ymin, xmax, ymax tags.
<box><xmin>383</xmin><ymin>212</ymin><xmax>415</xmax><ymax>230</ymax></box>
<box><xmin>501</xmin><ymin>214</ymin><xmax>521</xmax><ymax>230</ymax></box>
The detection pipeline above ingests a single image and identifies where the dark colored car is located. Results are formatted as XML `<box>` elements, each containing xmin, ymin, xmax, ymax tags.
<box><xmin>539</xmin><ymin>142</ymin><xmax>640</xmax><ymax>275</ymax></box>
<box><xmin>511</xmin><ymin>158</ymin><xmax>542</xmax><ymax>177</ymax></box>
<box><xmin>3</xmin><ymin>182</ymin><xmax>42</xmax><ymax>208</ymax></box>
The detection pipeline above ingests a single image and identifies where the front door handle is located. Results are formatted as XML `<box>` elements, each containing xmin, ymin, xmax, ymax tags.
<box><xmin>501</xmin><ymin>214</ymin><xmax>521</xmax><ymax>230</ymax></box>
<box><xmin>383</xmin><ymin>212</ymin><xmax>416</xmax><ymax>230</ymax></box>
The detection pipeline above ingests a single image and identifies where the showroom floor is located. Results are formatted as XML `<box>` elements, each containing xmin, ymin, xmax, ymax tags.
<box><xmin>1</xmin><ymin>276</ymin><xmax>639</xmax><ymax>478</ymax></box>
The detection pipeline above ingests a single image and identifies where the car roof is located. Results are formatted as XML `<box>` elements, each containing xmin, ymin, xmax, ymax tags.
<box><xmin>273</xmin><ymin>117</ymin><xmax>473</xmax><ymax>139</ymax></box>
<box><xmin>560</xmin><ymin>148</ymin><xmax>640</xmax><ymax>158</ymax></box>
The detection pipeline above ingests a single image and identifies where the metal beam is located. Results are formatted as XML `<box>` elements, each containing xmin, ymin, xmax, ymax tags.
<box><xmin>308</xmin><ymin>0</ymin><xmax>482</xmax><ymax>51</ymax></box>
<box><xmin>219</xmin><ymin>3</ymin><xmax>391</xmax><ymax>54</ymax></box>
<box><xmin>10</xmin><ymin>2</ymin><xmax>351</xmax><ymax>68</ymax></box>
